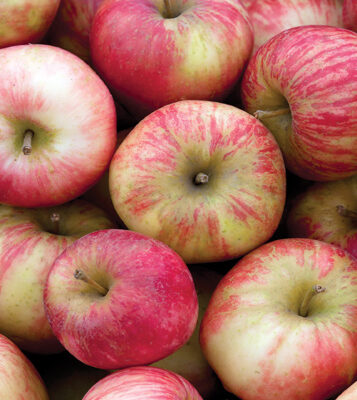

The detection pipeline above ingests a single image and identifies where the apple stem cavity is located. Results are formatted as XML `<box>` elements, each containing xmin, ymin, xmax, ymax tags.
<box><xmin>194</xmin><ymin>172</ymin><xmax>209</xmax><ymax>185</ymax></box>
<box><xmin>336</xmin><ymin>205</ymin><xmax>357</xmax><ymax>220</ymax></box>
<box><xmin>254</xmin><ymin>108</ymin><xmax>290</xmax><ymax>120</ymax></box>
<box><xmin>50</xmin><ymin>212</ymin><xmax>60</xmax><ymax>235</ymax></box>
<box><xmin>299</xmin><ymin>284</ymin><xmax>326</xmax><ymax>318</ymax></box>
<box><xmin>74</xmin><ymin>269</ymin><xmax>108</xmax><ymax>296</ymax></box>
<box><xmin>22</xmin><ymin>129</ymin><xmax>34</xmax><ymax>155</ymax></box>
<box><xmin>163</xmin><ymin>0</ymin><xmax>175</xmax><ymax>18</ymax></box>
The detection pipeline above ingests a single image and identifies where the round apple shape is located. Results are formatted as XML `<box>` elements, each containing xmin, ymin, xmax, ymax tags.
<box><xmin>343</xmin><ymin>0</ymin><xmax>357</xmax><ymax>31</ymax></box>
<box><xmin>240</xmin><ymin>0</ymin><xmax>343</xmax><ymax>53</ymax></box>
<box><xmin>0</xmin><ymin>334</ymin><xmax>49</xmax><ymax>399</ymax></box>
<box><xmin>90</xmin><ymin>0</ymin><xmax>253</xmax><ymax>119</ymax></box>
<box><xmin>82</xmin><ymin>366</ymin><xmax>203</xmax><ymax>400</ymax></box>
<box><xmin>286</xmin><ymin>174</ymin><xmax>357</xmax><ymax>259</ymax></box>
<box><xmin>241</xmin><ymin>25</ymin><xmax>357</xmax><ymax>181</ymax></box>
<box><xmin>48</xmin><ymin>0</ymin><xmax>104</xmax><ymax>63</ymax></box>
<box><xmin>109</xmin><ymin>100</ymin><xmax>286</xmax><ymax>264</ymax></box>
<box><xmin>336</xmin><ymin>381</ymin><xmax>357</xmax><ymax>399</ymax></box>
<box><xmin>0</xmin><ymin>0</ymin><xmax>60</xmax><ymax>48</ymax></box>
<box><xmin>0</xmin><ymin>199</ymin><xmax>116</xmax><ymax>354</ymax></box>
<box><xmin>0</xmin><ymin>44</ymin><xmax>117</xmax><ymax>208</ymax></box>
<box><xmin>200</xmin><ymin>238</ymin><xmax>357</xmax><ymax>400</ymax></box>
<box><xmin>44</xmin><ymin>229</ymin><xmax>198</xmax><ymax>370</ymax></box>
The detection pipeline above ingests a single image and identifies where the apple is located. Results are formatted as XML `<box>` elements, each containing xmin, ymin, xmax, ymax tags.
<box><xmin>336</xmin><ymin>381</ymin><xmax>357</xmax><ymax>399</ymax></box>
<box><xmin>240</xmin><ymin>0</ymin><xmax>343</xmax><ymax>54</ymax></box>
<box><xmin>0</xmin><ymin>199</ymin><xmax>116</xmax><ymax>354</ymax></box>
<box><xmin>0</xmin><ymin>0</ymin><xmax>60</xmax><ymax>48</ymax></box>
<box><xmin>82</xmin><ymin>366</ymin><xmax>203</xmax><ymax>399</ymax></box>
<box><xmin>200</xmin><ymin>238</ymin><xmax>357</xmax><ymax>400</ymax></box>
<box><xmin>109</xmin><ymin>100</ymin><xmax>286</xmax><ymax>264</ymax></box>
<box><xmin>48</xmin><ymin>0</ymin><xmax>104</xmax><ymax>63</ymax></box>
<box><xmin>0</xmin><ymin>334</ymin><xmax>49</xmax><ymax>399</ymax></box>
<box><xmin>286</xmin><ymin>174</ymin><xmax>357</xmax><ymax>259</ymax></box>
<box><xmin>343</xmin><ymin>0</ymin><xmax>357</xmax><ymax>31</ymax></box>
<box><xmin>0</xmin><ymin>44</ymin><xmax>117</xmax><ymax>208</ymax></box>
<box><xmin>43</xmin><ymin>229</ymin><xmax>198</xmax><ymax>370</ymax></box>
<box><xmin>241</xmin><ymin>25</ymin><xmax>357</xmax><ymax>181</ymax></box>
<box><xmin>90</xmin><ymin>0</ymin><xmax>253</xmax><ymax>119</ymax></box>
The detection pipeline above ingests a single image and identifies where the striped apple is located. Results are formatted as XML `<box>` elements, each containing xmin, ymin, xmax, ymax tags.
<box><xmin>241</xmin><ymin>25</ymin><xmax>357</xmax><ymax>181</ymax></box>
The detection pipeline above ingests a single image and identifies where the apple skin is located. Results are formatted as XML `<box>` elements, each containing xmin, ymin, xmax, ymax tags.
<box><xmin>82</xmin><ymin>366</ymin><xmax>203</xmax><ymax>399</ymax></box>
<box><xmin>336</xmin><ymin>381</ymin><xmax>357</xmax><ymax>399</ymax></box>
<box><xmin>200</xmin><ymin>238</ymin><xmax>357</xmax><ymax>400</ymax></box>
<box><xmin>48</xmin><ymin>0</ymin><xmax>104</xmax><ymax>63</ymax></box>
<box><xmin>0</xmin><ymin>0</ymin><xmax>60</xmax><ymax>48</ymax></box>
<box><xmin>0</xmin><ymin>44</ymin><xmax>117</xmax><ymax>208</ymax></box>
<box><xmin>240</xmin><ymin>0</ymin><xmax>343</xmax><ymax>53</ymax></box>
<box><xmin>0</xmin><ymin>199</ymin><xmax>116</xmax><ymax>354</ymax></box>
<box><xmin>343</xmin><ymin>0</ymin><xmax>357</xmax><ymax>32</ymax></box>
<box><xmin>44</xmin><ymin>229</ymin><xmax>198</xmax><ymax>370</ymax></box>
<box><xmin>286</xmin><ymin>175</ymin><xmax>357</xmax><ymax>259</ymax></box>
<box><xmin>0</xmin><ymin>334</ymin><xmax>49</xmax><ymax>399</ymax></box>
<box><xmin>90</xmin><ymin>0</ymin><xmax>253</xmax><ymax>119</ymax></box>
<box><xmin>109</xmin><ymin>100</ymin><xmax>286</xmax><ymax>264</ymax></box>
<box><xmin>241</xmin><ymin>25</ymin><xmax>357</xmax><ymax>182</ymax></box>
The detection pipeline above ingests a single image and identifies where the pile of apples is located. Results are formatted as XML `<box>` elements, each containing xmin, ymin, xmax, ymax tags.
<box><xmin>0</xmin><ymin>0</ymin><xmax>356</xmax><ymax>399</ymax></box>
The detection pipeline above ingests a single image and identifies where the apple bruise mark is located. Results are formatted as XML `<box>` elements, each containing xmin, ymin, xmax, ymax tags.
<box><xmin>299</xmin><ymin>284</ymin><xmax>326</xmax><ymax>318</ymax></box>
<box><xmin>74</xmin><ymin>269</ymin><xmax>108</xmax><ymax>296</ymax></box>
<box><xmin>22</xmin><ymin>129</ymin><xmax>34</xmax><ymax>155</ymax></box>
<box><xmin>194</xmin><ymin>172</ymin><xmax>209</xmax><ymax>185</ymax></box>
<box><xmin>336</xmin><ymin>205</ymin><xmax>357</xmax><ymax>220</ymax></box>
<box><xmin>254</xmin><ymin>108</ymin><xmax>290</xmax><ymax>120</ymax></box>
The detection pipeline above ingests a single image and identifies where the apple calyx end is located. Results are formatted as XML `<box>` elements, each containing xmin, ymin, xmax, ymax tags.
<box><xmin>22</xmin><ymin>129</ymin><xmax>34</xmax><ymax>155</ymax></box>
<box><xmin>74</xmin><ymin>269</ymin><xmax>108</xmax><ymax>296</ymax></box>
<box><xmin>194</xmin><ymin>172</ymin><xmax>209</xmax><ymax>185</ymax></box>
<box><xmin>299</xmin><ymin>284</ymin><xmax>326</xmax><ymax>318</ymax></box>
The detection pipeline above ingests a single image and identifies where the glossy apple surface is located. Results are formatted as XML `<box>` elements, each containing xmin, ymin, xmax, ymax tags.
<box><xmin>0</xmin><ymin>44</ymin><xmax>117</xmax><ymax>208</ymax></box>
<box><xmin>286</xmin><ymin>175</ymin><xmax>357</xmax><ymax>259</ymax></box>
<box><xmin>44</xmin><ymin>229</ymin><xmax>198</xmax><ymax>369</ymax></box>
<box><xmin>241</xmin><ymin>25</ymin><xmax>357</xmax><ymax>181</ymax></box>
<box><xmin>90</xmin><ymin>0</ymin><xmax>253</xmax><ymax>119</ymax></box>
<box><xmin>200</xmin><ymin>238</ymin><xmax>357</xmax><ymax>400</ymax></box>
<box><xmin>343</xmin><ymin>0</ymin><xmax>357</xmax><ymax>31</ymax></box>
<box><xmin>0</xmin><ymin>0</ymin><xmax>60</xmax><ymax>48</ymax></box>
<box><xmin>0</xmin><ymin>334</ymin><xmax>49</xmax><ymax>399</ymax></box>
<box><xmin>82</xmin><ymin>366</ymin><xmax>203</xmax><ymax>399</ymax></box>
<box><xmin>109</xmin><ymin>100</ymin><xmax>286</xmax><ymax>263</ymax></box>
<box><xmin>0</xmin><ymin>200</ymin><xmax>115</xmax><ymax>354</ymax></box>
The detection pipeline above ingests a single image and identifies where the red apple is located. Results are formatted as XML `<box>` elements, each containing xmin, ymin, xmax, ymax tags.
<box><xmin>44</xmin><ymin>229</ymin><xmax>198</xmax><ymax>369</ymax></box>
<box><xmin>109</xmin><ymin>100</ymin><xmax>286</xmax><ymax>264</ymax></box>
<box><xmin>200</xmin><ymin>238</ymin><xmax>357</xmax><ymax>400</ymax></box>
<box><xmin>343</xmin><ymin>0</ymin><xmax>357</xmax><ymax>31</ymax></box>
<box><xmin>90</xmin><ymin>0</ymin><xmax>253</xmax><ymax>119</ymax></box>
<box><xmin>82</xmin><ymin>366</ymin><xmax>203</xmax><ymax>399</ymax></box>
<box><xmin>286</xmin><ymin>175</ymin><xmax>357</xmax><ymax>259</ymax></box>
<box><xmin>0</xmin><ymin>44</ymin><xmax>117</xmax><ymax>208</ymax></box>
<box><xmin>241</xmin><ymin>25</ymin><xmax>357</xmax><ymax>181</ymax></box>
<box><xmin>0</xmin><ymin>0</ymin><xmax>60</xmax><ymax>48</ymax></box>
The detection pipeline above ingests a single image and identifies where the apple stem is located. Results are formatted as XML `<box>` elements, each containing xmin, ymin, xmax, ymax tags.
<box><xmin>50</xmin><ymin>212</ymin><xmax>60</xmax><ymax>235</ymax></box>
<box><xmin>336</xmin><ymin>205</ymin><xmax>357</xmax><ymax>220</ymax></box>
<box><xmin>163</xmin><ymin>0</ymin><xmax>174</xmax><ymax>18</ymax></box>
<box><xmin>74</xmin><ymin>269</ymin><xmax>108</xmax><ymax>296</ymax></box>
<box><xmin>22</xmin><ymin>129</ymin><xmax>34</xmax><ymax>155</ymax></box>
<box><xmin>254</xmin><ymin>108</ymin><xmax>290</xmax><ymax>120</ymax></box>
<box><xmin>299</xmin><ymin>284</ymin><xmax>326</xmax><ymax>318</ymax></box>
<box><xmin>194</xmin><ymin>172</ymin><xmax>209</xmax><ymax>185</ymax></box>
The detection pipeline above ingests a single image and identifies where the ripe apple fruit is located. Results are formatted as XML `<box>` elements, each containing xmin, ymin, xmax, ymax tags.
<box><xmin>241</xmin><ymin>25</ymin><xmax>357</xmax><ymax>181</ymax></box>
<box><xmin>240</xmin><ymin>0</ymin><xmax>343</xmax><ymax>53</ymax></box>
<box><xmin>109</xmin><ymin>100</ymin><xmax>286</xmax><ymax>264</ymax></box>
<box><xmin>286</xmin><ymin>174</ymin><xmax>357</xmax><ymax>259</ymax></box>
<box><xmin>0</xmin><ymin>0</ymin><xmax>60</xmax><ymax>48</ymax></box>
<box><xmin>336</xmin><ymin>381</ymin><xmax>357</xmax><ymax>399</ymax></box>
<box><xmin>82</xmin><ymin>366</ymin><xmax>203</xmax><ymax>399</ymax></box>
<box><xmin>90</xmin><ymin>0</ymin><xmax>253</xmax><ymax>119</ymax></box>
<box><xmin>0</xmin><ymin>44</ymin><xmax>117</xmax><ymax>208</ymax></box>
<box><xmin>0</xmin><ymin>334</ymin><xmax>49</xmax><ymax>399</ymax></box>
<box><xmin>0</xmin><ymin>199</ymin><xmax>116</xmax><ymax>354</ymax></box>
<box><xmin>200</xmin><ymin>238</ymin><xmax>357</xmax><ymax>400</ymax></box>
<box><xmin>44</xmin><ymin>229</ymin><xmax>198</xmax><ymax>369</ymax></box>
<box><xmin>343</xmin><ymin>0</ymin><xmax>357</xmax><ymax>31</ymax></box>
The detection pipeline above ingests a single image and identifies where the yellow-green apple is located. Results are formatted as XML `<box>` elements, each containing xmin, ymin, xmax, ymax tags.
<box><xmin>200</xmin><ymin>238</ymin><xmax>357</xmax><ymax>400</ymax></box>
<box><xmin>82</xmin><ymin>366</ymin><xmax>203</xmax><ymax>399</ymax></box>
<box><xmin>0</xmin><ymin>200</ymin><xmax>115</xmax><ymax>354</ymax></box>
<box><xmin>43</xmin><ymin>229</ymin><xmax>198</xmax><ymax>369</ymax></box>
<box><xmin>241</xmin><ymin>25</ymin><xmax>357</xmax><ymax>181</ymax></box>
<box><xmin>0</xmin><ymin>334</ymin><xmax>49</xmax><ymax>399</ymax></box>
<box><xmin>336</xmin><ymin>381</ymin><xmax>357</xmax><ymax>399</ymax></box>
<box><xmin>0</xmin><ymin>44</ymin><xmax>117</xmax><ymax>208</ymax></box>
<box><xmin>109</xmin><ymin>100</ymin><xmax>286</xmax><ymax>264</ymax></box>
<box><xmin>90</xmin><ymin>0</ymin><xmax>253</xmax><ymax>119</ymax></box>
<box><xmin>343</xmin><ymin>0</ymin><xmax>357</xmax><ymax>31</ymax></box>
<box><xmin>286</xmin><ymin>175</ymin><xmax>357</xmax><ymax>259</ymax></box>
<box><xmin>241</xmin><ymin>0</ymin><xmax>343</xmax><ymax>54</ymax></box>
<box><xmin>151</xmin><ymin>266</ymin><xmax>222</xmax><ymax>398</ymax></box>
<box><xmin>0</xmin><ymin>0</ymin><xmax>60</xmax><ymax>48</ymax></box>
<box><xmin>48</xmin><ymin>0</ymin><xmax>104</xmax><ymax>63</ymax></box>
